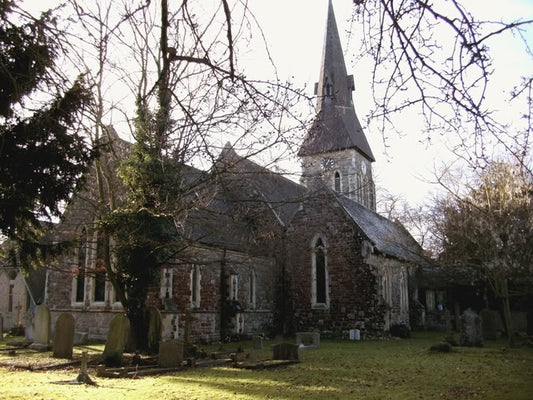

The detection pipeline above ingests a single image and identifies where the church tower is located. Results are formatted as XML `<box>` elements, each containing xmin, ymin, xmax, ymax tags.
<box><xmin>299</xmin><ymin>0</ymin><xmax>376</xmax><ymax>210</ymax></box>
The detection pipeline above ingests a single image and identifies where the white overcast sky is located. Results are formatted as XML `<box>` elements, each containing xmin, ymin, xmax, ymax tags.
<box><xmin>22</xmin><ymin>0</ymin><xmax>533</xmax><ymax>206</ymax></box>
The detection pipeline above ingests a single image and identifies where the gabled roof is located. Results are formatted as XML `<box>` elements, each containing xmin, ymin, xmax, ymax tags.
<box><xmin>335</xmin><ymin>193</ymin><xmax>425</xmax><ymax>264</ymax></box>
<box><xmin>298</xmin><ymin>0</ymin><xmax>374</xmax><ymax>161</ymax></box>
<box><xmin>215</xmin><ymin>144</ymin><xmax>307</xmax><ymax>226</ymax></box>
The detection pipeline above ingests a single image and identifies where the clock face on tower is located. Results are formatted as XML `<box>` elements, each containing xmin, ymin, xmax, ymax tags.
<box><xmin>321</xmin><ymin>157</ymin><xmax>334</xmax><ymax>170</ymax></box>
<box><xmin>361</xmin><ymin>160</ymin><xmax>367</xmax><ymax>175</ymax></box>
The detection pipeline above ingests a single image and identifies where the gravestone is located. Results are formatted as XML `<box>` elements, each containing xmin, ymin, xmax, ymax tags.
<box><xmin>252</xmin><ymin>335</ymin><xmax>263</xmax><ymax>350</ymax></box>
<box><xmin>0</xmin><ymin>314</ymin><xmax>3</xmax><ymax>340</ymax></box>
<box><xmin>296</xmin><ymin>332</ymin><xmax>320</xmax><ymax>349</ymax></box>
<box><xmin>29</xmin><ymin>304</ymin><xmax>50</xmax><ymax>351</ymax></box>
<box><xmin>480</xmin><ymin>309</ymin><xmax>501</xmax><ymax>340</ymax></box>
<box><xmin>459</xmin><ymin>309</ymin><xmax>483</xmax><ymax>347</ymax></box>
<box><xmin>159</xmin><ymin>340</ymin><xmax>184</xmax><ymax>368</ymax></box>
<box><xmin>53</xmin><ymin>313</ymin><xmax>75</xmax><ymax>359</ymax></box>
<box><xmin>102</xmin><ymin>314</ymin><xmax>130</xmax><ymax>366</ymax></box>
<box><xmin>24</xmin><ymin>309</ymin><xmax>35</xmax><ymax>341</ymax></box>
<box><xmin>147</xmin><ymin>307</ymin><xmax>162</xmax><ymax>353</ymax></box>
<box><xmin>272</xmin><ymin>343</ymin><xmax>299</xmax><ymax>360</ymax></box>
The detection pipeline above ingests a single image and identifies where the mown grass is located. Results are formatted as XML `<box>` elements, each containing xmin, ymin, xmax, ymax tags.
<box><xmin>1</xmin><ymin>331</ymin><xmax>532</xmax><ymax>399</ymax></box>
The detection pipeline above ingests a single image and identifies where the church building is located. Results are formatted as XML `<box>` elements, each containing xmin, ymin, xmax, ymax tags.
<box><xmin>5</xmin><ymin>1</ymin><xmax>424</xmax><ymax>342</ymax></box>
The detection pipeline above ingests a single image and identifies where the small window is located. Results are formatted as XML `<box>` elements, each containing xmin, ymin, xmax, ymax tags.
<box><xmin>230</xmin><ymin>274</ymin><xmax>239</xmax><ymax>301</ymax></box>
<box><xmin>8</xmin><ymin>281</ymin><xmax>14</xmax><ymax>312</ymax></box>
<box><xmin>190</xmin><ymin>265</ymin><xmax>201</xmax><ymax>308</ymax></box>
<box><xmin>334</xmin><ymin>171</ymin><xmax>341</xmax><ymax>192</ymax></box>
<box><xmin>249</xmin><ymin>271</ymin><xmax>256</xmax><ymax>309</ymax></box>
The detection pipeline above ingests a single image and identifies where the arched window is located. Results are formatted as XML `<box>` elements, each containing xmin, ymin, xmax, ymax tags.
<box><xmin>74</xmin><ymin>228</ymin><xmax>87</xmax><ymax>303</ymax></box>
<box><xmin>190</xmin><ymin>265</ymin><xmax>201</xmax><ymax>308</ymax></box>
<box><xmin>312</xmin><ymin>237</ymin><xmax>328</xmax><ymax>306</ymax></box>
<box><xmin>249</xmin><ymin>271</ymin><xmax>256</xmax><ymax>309</ymax></box>
<box><xmin>93</xmin><ymin>232</ymin><xmax>106</xmax><ymax>303</ymax></box>
<box><xmin>334</xmin><ymin>171</ymin><xmax>341</xmax><ymax>192</ymax></box>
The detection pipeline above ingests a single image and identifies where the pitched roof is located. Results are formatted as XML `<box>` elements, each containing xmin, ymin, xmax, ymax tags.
<box><xmin>215</xmin><ymin>144</ymin><xmax>307</xmax><ymax>226</ymax></box>
<box><xmin>298</xmin><ymin>0</ymin><xmax>374</xmax><ymax>161</ymax></box>
<box><xmin>335</xmin><ymin>193</ymin><xmax>425</xmax><ymax>264</ymax></box>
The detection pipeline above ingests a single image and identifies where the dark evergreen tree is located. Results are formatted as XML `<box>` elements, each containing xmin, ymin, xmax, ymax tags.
<box><xmin>0</xmin><ymin>1</ymin><xmax>94</xmax><ymax>255</ymax></box>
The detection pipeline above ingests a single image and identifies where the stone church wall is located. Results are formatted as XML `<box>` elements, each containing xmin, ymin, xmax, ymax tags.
<box><xmin>286</xmin><ymin>191</ymin><xmax>384</xmax><ymax>337</ymax></box>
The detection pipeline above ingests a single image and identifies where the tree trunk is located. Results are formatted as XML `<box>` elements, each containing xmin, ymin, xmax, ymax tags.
<box><xmin>500</xmin><ymin>279</ymin><xmax>515</xmax><ymax>347</ymax></box>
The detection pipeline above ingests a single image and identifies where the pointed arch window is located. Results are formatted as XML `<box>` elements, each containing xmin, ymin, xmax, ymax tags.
<box><xmin>74</xmin><ymin>227</ymin><xmax>87</xmax><ymax>304</ymax></box>
<box><xmin>334</xmin><ymin>171</ymin><xmax>341</xmax><ymax>192</ymax></box>
<box><xmin>93</xmin><ymin>232</ymin><xmax>106</xmax><ymax>303</ymax></box>
<box><xmin>312</xmin><ymin>237</ymin><xmax>329</xmax><ymax>307</ymax></box>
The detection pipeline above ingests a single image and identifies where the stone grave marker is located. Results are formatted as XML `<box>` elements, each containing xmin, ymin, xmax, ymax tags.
<box><xmin>296</xmin><ymin>331</ymin><xmax>320</xmax><ymax>349</ymax></box>
<box><xmin>252</xmin><ymin>335</ymin><xmax>263</xmax><ymax>350</ymax></box>
<box><xmin>52</xmin><ymin>313</ymin><xmax>75</xmax><ymax>359</ymax></box>
<box><xmin>272</xmin><ymin>343</ymin><xmax>299</xmax><ymax>361</ymax></box>
<box><xmin>0</xmin><ymin>314</ymin><xmax>3</xmax><ymax>340</ymax></box>
<box><xmin>147</xmin><ymin>307</ymin><xmax>162</xmax><ymax>353</ymax></box>
<box><xmin>159</xmin><ymin>340</ymin><xmax>184</xmax><ymax>368</ymax></box>
<box><xmin>29</xmin><ymin>304</ymin><xmax>50</xmax><ymax>351</ymax></box>
<box><xmin>102</xmin><ymin>314</ymin><xmax>130</xmax><ymax>366</ymax></box>
<box><xmin>459</xmin><ymin>308</ymin><xmax>483</xmax><ymax>347</ymax></box>
<box><xmin>24</xmin><ymin>308</ymin><xmax>35</xmax><ymax>341</ymax></box>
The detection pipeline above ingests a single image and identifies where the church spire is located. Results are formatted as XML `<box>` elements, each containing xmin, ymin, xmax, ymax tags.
<box><xmin>298</xmin><ymin>0</ymin><xmax>374</xmax><ymax>162</ymax></box>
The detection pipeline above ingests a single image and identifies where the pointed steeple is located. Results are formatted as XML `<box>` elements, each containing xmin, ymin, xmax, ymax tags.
<box><xmin>298</xmin><ymin>0</ymin><xmax>374</xmax><ymax>162</ymax></box>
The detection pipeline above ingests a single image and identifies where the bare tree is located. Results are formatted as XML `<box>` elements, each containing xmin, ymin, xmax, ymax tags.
<box><xmin>351</xmin><ymin>0</ymin><xmax>532</xmax><ymax>172</ymax></box>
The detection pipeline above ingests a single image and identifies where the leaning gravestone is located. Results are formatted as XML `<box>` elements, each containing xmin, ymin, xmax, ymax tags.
<box><xmin>147</xmin><ymin>307</ymin><xmax>162</xmax><ymax>353</ymax></box>
<box><xmin>29</xmin><ymin>304</ymin><xmax>51</xmax><ymax>351</ymax></box>
<box><xmin>272</xmin><ymin>343</ymin><xmax>299</xmax><ymax>360</ymax></box>
<box><xmin>459</xmin><ymin>309</ymin><xmax>483</xmax><ymax>347</ymax></box>
<box><xmin>102</xmin><ymin>314</ymin><xmax>130</xmax><ymax>366</ymax></box>
<box><xmin>158</xmin><ymin>340</ymin><xmax>184</xmax><ymax>368</ymax></box>
<box><xmin>53</xmin><ymin>313</ymin><xmax>75</xmax><ymax>359</ymax></box>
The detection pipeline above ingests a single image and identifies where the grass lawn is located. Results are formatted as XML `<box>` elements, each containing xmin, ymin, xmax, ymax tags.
<box><xmin>1</xmin><ymin>331</ymin><xmax>532</xmax><ymax>399</ymax></box>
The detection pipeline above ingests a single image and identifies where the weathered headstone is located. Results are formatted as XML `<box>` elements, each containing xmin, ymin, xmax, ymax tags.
<box><xmin>102</xmin><ymin>314</ymin><xmax>130</xmax><ymax>366</ymax></box>
<box><xmin>296</xmin><ymin>332</ymin><xmax>320</xmax><ymax>349</ymax></box>
<box><xmin>52</xmin><ymin>313</ymin><xmax>75</xmax><ymax>359</ymax></box>
<box><xmin>158</xmin><ymin>340</ymin><xmax>184</xmax><ymax>368</ymax></box>
<box><xmin>480</xmin><ymin>309</ymin><xmax>500</xmax><ymax>340</ymax></box>
<box><xmin>272</xmin><ymin>343</ymin><xmax>299</xmax><ymax>360</ymax></box>
<box><xmin>459</xmin><ymin>309</ymin><xmax>483</xmax><ymax>347</ymax></box>
<box><xmin>24</xmin><ymin>309</ymin><xmax>35</xmax><ymax>341</ymax></box>
<box><xmin>252</xmin><ymin>335</ymin><xmax>263</xmax><ymax>350</ymax></box>
<box><xmin>349</xmin><ymin>329</ymin><xmax>360</xmax><ymax>341</ymax></box>
<box><xmin>147</xmin><ymin>307</ymin><xmax>162</xmax><ymax>353</ymax></box>
<box><xmin>29</xmin><ymin>304</ymin><xmax>50</xmax><ymax>351</ymax></box>
<box><xmin>0</xmin><ymin>314</ymin><xmax>3</xmax><ymax>340</ymax></box>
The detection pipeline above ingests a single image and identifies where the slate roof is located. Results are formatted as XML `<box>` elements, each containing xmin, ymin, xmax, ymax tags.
<box><xmin>335</xmin><ymin>193</ymin><xmax>425</xmax><ymax>264</ymax></box>
<box><xmin>298</xmin><ymin>0</ymin><xmax>374</xmax><ymax>161</ymax></box>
